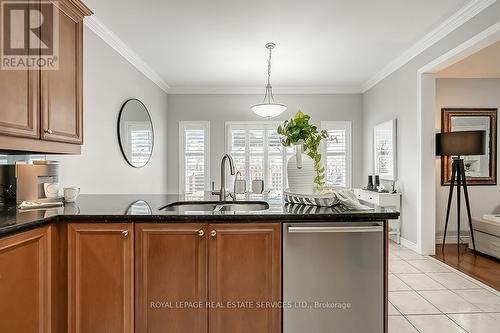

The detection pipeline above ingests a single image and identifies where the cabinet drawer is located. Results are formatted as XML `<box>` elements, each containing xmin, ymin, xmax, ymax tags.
<box><xmin>355</xmin><ymin>191</ymin><xmax>378</xmax><ymax>204</ymax></box>
<box><xmin>378</xmin><ymin>196</ymin><xmax>399</xmax><ymax>210</ymax></box>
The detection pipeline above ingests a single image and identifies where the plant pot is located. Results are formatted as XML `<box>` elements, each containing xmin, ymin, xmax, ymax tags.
<box><xmin>286</xmin><ymin>143</ymin><xmax>315</xmax><ymax>194</ymax></box>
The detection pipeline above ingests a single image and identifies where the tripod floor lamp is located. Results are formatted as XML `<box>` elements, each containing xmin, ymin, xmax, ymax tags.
<box><xmin>436</xmin><ymin>130</ymin><xmax>486</xmax><ymax>253</ymax></box>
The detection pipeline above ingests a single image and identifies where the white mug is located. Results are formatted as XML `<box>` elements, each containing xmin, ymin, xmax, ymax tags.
<box><xmin>64</xmin><ymin>187</ymin><xmax>80</xmax><ymax>203</ymax></box>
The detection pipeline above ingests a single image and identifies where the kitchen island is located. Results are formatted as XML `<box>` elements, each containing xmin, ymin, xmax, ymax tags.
<box><xmin>0</xmin><ymin>194</ymin><xmax>399</xmax><ymax>333</ymax></box>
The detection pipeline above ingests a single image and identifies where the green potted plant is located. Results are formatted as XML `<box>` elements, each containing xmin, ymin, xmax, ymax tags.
<box><xmin>277</xmin><ymin>110</ymin><xmax>329</xmax><ymax>191</ymax></box>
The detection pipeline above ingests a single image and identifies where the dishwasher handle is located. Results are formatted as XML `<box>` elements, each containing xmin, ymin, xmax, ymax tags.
<box><xmin>287</xmin><ymin>225</ymin><xmax>383</xmax><ymax>233</ymax></box>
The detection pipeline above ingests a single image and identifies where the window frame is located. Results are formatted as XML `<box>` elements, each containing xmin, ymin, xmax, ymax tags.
<box><xmin>178</xmin><ymin>121</ymin><xmax>211</xmax><ymax>194</ymax></box>
<box><xmin>320</xmin><ymin>121</ymin><xmax>353</xmax><ymax>188</ymax></box>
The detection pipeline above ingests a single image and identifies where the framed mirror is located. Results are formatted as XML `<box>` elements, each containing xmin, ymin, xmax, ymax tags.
<box><xmin>117</xmin><ymin>99</ymin><xmax>154</xmax><ymax>168</ymax></box>
<box><xmin>373</xmin><ymin>119</ymin><xmax>397</xmax><ymax>181</ymax></box>
<box><xmin>441</xmin><ymin>108</ymin><xmax>497</xmax><ymax>186</ymax></box>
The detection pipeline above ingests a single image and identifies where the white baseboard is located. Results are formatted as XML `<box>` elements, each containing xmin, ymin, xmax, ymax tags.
<box><xmin>400</xmin><ymin>237</ymin><xmax>419</xmax><ymax>252</ymax></box>
<box><xmin>435</xmin><ymin>235</ymin><xmax>471</xmax><ymax>245</ymax></box>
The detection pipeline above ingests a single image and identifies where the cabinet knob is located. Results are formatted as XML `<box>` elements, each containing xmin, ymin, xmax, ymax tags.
<box><xmin>122</xmin><ymin>230</ymin><xmax>129</xmax><ymax>237</ymax></box>
<box><xmin>44</xmin><ymin>129</ymin><xmax>53</xmax><ymax>134</ymax></box>
<box><xmin>210</xmin><ymin>230</ymin><xmax>217</xmax><ymax>237</ymax></box>
<box><xmin>198</xmin><ymin>229</ymin><xmax>204</xmax><ymax>237</ymax></box>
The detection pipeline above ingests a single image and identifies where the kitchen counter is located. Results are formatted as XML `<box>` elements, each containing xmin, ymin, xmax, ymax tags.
<box><xmin>0</xmin><ymin>194</ymin><xmax>400</xmax><ymax>237</ymax></box>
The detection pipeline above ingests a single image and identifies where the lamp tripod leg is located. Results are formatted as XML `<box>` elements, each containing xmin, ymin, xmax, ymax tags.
<box><xmin>457</xmin><ymin>159</ymin><xmax>462</xmax><ymax>255</ymax></box>
<box><xmin>459</xmin><ymin>160</ymin><xmax>476</xmax><ymax>254</ymax></box>
<box><xmin>442</xmin><ymin>161</ymin><xmax>456</xmax><ymax>253</ymax></box>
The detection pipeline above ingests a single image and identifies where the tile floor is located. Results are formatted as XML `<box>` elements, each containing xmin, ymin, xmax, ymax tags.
<box><xmin>388</xmin><ymin>241</ymin><xmax>500</xmax><ymax>332</ymax></box>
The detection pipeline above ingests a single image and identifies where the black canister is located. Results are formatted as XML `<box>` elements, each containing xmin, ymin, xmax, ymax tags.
<box><xmin>367</xmin><ymin>175</ymin><xmax>374</xmax><ymax>190</ymax></box>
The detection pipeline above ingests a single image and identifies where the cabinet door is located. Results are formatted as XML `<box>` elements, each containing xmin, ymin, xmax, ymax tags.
<box><xmin>0</xmin><ymin>0</ymin><xmax>39</xmax><ymax>139</ymax></box>
<box><xmin>135</xmin><ymin>224</ymin><xmax>208</xmax><ymax>333</ymax></box>
<box><xmin>0</xmin><ymin>227</ymin><xmax>50</xmax><ymax>332</ymax></box>
<box><xmin>41</xmin><ymin>0</ymin><xmax>83</xmax><ymax>144</ymax></box>
<box><xmin>209</xmin><ymin>223</ymin><xmax>281</xmax><ymax>333</ymax></box>
<box><xmin>68</xmin><ymin>223</ymin><xmax>133</xmax><ymax>333</ymax></box>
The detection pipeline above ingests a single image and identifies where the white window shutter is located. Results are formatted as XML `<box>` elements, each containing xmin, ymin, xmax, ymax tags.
<box><xmin>129</xmin><ymin>126</ymin><xmax>153</xmax><ymax>166</ymax></box>
<box><xmin>321</xmin><ymin>121</ymin><xmax>352</xmax><ymax>188</ymax></box>
<box><xmin>179</xmin><ymin>122</ymin><xmax>210</xmax><ymax>196</ymax></box>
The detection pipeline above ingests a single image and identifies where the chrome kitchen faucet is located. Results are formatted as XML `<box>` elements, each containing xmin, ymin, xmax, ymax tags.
<box><xmin>212</xmin><ymin>154</ymin><xmax>236</xmax><ymax>201</ymax></box>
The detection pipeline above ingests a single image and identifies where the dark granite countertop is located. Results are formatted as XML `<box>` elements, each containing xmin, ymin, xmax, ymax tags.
<box><xmin>0</xmin><ymin>194</ymin><xmax>400</xmax><ymax>237</ymax></box>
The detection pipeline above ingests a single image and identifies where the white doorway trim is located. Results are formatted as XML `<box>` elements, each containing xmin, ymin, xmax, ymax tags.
<box><xmin>416</xmin><ymin>22</ymin><xmax>500</xmax><ymax>255</ymax></box>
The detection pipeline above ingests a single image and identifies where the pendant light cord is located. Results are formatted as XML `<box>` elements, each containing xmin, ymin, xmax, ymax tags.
<box><xmin>267</xmin><ymin>46</ymin><xmax>272</xmax><ymax>87</ymax></box>
<box><xmin>264</xmin><ymin>44</ymin><xmax>275</xmax><ymax>104</ymax></box>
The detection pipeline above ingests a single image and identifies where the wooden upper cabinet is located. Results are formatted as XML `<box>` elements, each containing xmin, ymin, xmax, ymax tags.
<box><xmin>41</xmin><ymin>0</ymin><xmax>89</xmax><ymax>144</ymax></box>
<box><xmin>0</xmin><ymin>0</ymin><xmax>91</xmax><ymax>153</ymax></box>
<box><xmin>68</xmin><ymin>223</ymin><xmax>134</xmax><ymax>333</ymax></box>
<box><xmin>135</xmin><ymin>224</ymin><xmax>208</xmax><ymax>333</ymax></box>
<box><xmin>0</xmin><ymin>0</ymin><xmax>40</xmax><ymax>139</ymax></box>
<box><xmin>209</xmin><ymin>223</ymin><xmax>281</xmax><ymax>333</ymax></box>
<box><xmin>0</xmin><ymin>67</ymin><xmax>39</xmax><ymax>138</ymax></box>
<box><xmin>0</xmin><ymin>226</ymin><xmax>51</xmax><ymax>333</ymax></box>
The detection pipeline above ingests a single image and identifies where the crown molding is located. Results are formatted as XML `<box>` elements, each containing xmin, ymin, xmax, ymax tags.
<box><xmin>84</xmin><ymin>16</ymin><xmax>170</xmax><ymax>93</ymax></box>
<box><xmin>360</xmin><ymin>0</ymin><xmax>497</xmax><ymax>92</ymax></box>
<box><xmin>167</xmin><ymin>85</ymin><xmax>362</xmax><ymax>95</ymax></box>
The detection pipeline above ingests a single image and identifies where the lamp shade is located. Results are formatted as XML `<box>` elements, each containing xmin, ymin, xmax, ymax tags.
<box><xmin>251</xmin><ymin>103</ymin><xmax>287</xmax><ymax>118</ymax></box>
<box><xmin>436</xmin><ymin>130</ymin><xmax>486</xmax><ymax>156</ymax></box>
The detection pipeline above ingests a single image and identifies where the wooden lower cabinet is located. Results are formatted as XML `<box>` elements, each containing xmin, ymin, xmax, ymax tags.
<box><xmin>209</xmin><ymin>223</ymin><xmax>281</xmax><ymax>333</ymax></box>
<box><xmin>135</xmin><ymin>224</ymin><xmax>208</xmax><ymax>333</ymax></box>
<box><xmin>135</xmin><ymin>222</ymin><xmax>281</xmax><ymax>333</ymax></box>
<box><xmin>68</xmin><ymin>223</ymin><xmax>134</xmax><ymax>333</ymax></box>
<box><xmin>0</xmin><ymin>226</ymin><xmax>51</xmax><ymax>333</ymax></box>
<box><xmin>0</xmin><ymin>221</ymin><xmax>280</xmax><ymax>333</ymax></box>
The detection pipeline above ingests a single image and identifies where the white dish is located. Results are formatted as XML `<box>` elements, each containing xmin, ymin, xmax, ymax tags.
<box><xmin>283</xmin><ymin>188</ymin><xmax>373</xmax><ymax>210</ymax></box>
<box><xmin>283</xmin><ymin>189</ymin><xmax>339</xmax><ymax>207</ymax></box>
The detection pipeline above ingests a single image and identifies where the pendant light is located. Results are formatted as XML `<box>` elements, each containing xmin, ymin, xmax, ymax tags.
<box><xmin>251</xmin><ymin>43</ymin><xmax>287</xmax><ymax>118</ymax></box>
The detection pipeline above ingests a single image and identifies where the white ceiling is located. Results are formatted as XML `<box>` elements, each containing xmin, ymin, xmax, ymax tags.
<box><xmin>437</xmin><ymin>41</ymin><xmax>500</xmax><ymax>78</ymax></box>
<box><xmin>84</xmin><ymin>0</ymin><xmax>470</xmax><ymax>91</ymax></box>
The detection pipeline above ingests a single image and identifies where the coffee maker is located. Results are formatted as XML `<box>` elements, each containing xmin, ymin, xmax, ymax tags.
<box><xmin>0</xmin><ymin>161</ymin><xmax>60</xmax><ymax>204</ymax></box>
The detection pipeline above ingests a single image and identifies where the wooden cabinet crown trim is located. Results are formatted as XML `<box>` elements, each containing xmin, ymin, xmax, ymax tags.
<box><xmin>61</xmin><ymin>0</ymin><xmax>93</xmax><ymax>17</ymax></box>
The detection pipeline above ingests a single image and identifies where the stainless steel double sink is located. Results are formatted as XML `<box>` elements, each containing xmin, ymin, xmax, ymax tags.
<box><xmin>160</xmin><ymin>201</ymin><xmax>269</xmax><ymax>213</ymax></box>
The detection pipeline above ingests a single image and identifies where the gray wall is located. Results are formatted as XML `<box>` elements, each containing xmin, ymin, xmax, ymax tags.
<box><xmin>167</xmin><ymin>94</ymin><xmax>363</xmax><ymax>194</ymax></box>
<box><xmin>362</xmin><ymin>2</ymin><xmax>500</xmax><ymax>244</ymax></box>
<box><xmin>52</xmin><ymin>27</ymin><xmax>169</xmax><ymax>194</ymax></box>
<box><xmin>435</xmin><ymin>78</ymin><xmax>500</xmax><ymax>239</ymax></box>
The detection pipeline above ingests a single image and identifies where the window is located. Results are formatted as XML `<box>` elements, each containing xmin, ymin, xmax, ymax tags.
<box><xmin>125</xmin><ymin>123</ymin><xmax>153</xmax><ymax>166</ymax></box>
<box><xmin>226</xmin><ymin>122</ymin><xmax>293</xmax><ymax>195</ymax></box>
<box><xmin>179</xmin><ymin>122</ymin><xmax>210</xmax><ymax>197</ymax></box>
<box><xmin>321</xmin><ymin>121</ymin><xmax>352</xmax><ymax>188</ymax></box>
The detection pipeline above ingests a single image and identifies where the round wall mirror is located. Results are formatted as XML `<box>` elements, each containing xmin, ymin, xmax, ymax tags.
<box><xmin>117</xmin><ymin>99</ymin><xmax>154</xmax><ymax>168</ymax></box>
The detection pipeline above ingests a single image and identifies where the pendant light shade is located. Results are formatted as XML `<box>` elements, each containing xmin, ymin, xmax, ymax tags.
<box><xmin>251</xmin><ymin>103</ymin><xmax>288</xmax><ymax>118</ymax></box>
<box><xmin>251</xmin><ymin>43</ymin><xmax>287</xmax><ymax>118</ymax></box>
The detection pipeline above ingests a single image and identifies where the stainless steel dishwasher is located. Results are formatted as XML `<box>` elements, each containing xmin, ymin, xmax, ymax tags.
<box><xmin>283</xmin><ymin>222</ymin><xmax>384</xmax><ymax>333</ymax></box>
